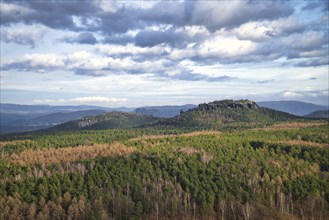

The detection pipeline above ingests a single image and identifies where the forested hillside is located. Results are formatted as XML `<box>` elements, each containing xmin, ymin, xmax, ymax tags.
<box><xmin>48</xmin><ymin>112</ymin><xmax>162</xmax><ymax>131</ymax></box>
<box><xmin>135</xmin><ymin>104</ymin><xmax>196</xmax><ymax>118</ymax></box>
<box><xmin>158</xmin><ymin>100</ymin><xmax>301</xmax><ymax>128</ymax></box>
<box><xmin>0</xmin><ymin>120</ymin><xmax>328</xmax><ymax>220</ymax></box>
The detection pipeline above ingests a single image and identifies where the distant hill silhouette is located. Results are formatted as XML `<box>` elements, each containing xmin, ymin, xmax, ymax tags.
<box><xmin>1</xmin><ymin>110</ymin><xmax>106</xmax><ymax>133</ymax></box>
<box><xmin>257</xmin><ymin>101</ymin><xmax>327</xmax><ymax>116</ymax></box>
<box><xmin>48</xmin><ymin>112</ymin><xmax>161</xmax><ymax>131</ymax></box>
<box><xmin>304</xmin><ymin>110</ymin><xmax>329</xmax><ymax>119</ymax></box>
<box><xmin>0</xmin><ymin>103</ymin><xmax>134</xmax><ymax>133</ymax></box>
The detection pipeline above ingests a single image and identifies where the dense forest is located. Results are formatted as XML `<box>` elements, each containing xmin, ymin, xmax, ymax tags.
<box><xmin>0</xmin><ymin>119</ymin><xmax>328</xmax><ymax>219</ymax></box>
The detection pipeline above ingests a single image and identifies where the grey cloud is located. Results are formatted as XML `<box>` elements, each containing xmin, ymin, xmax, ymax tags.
<box><xmin>283</xmin><ymin>32</ymin><xmax>328</xmax><ymax>52</ymax></box>
<box><xmin>171</xmin><ymin>72</ymin><xmax>234</xmax><ymax>82</ymax></box>
<box><xmin>265</xmin><ymin>23</ymin><xmax>306</xmax><ymax>38</ymax></box>
<box><xmin>309</xmin><ymin>77</ymin><xmax>317</xmax><ymax>80</ymax></box>
<box><xmin>74</xmin><ymin>69</ymin><xmax>107</xmax><ymax>77</ymax></box>
<box><xmin>2</xmin><ymin>61</ymin><xmax>56</xmax><ymax>72</ymax></box>
<box><xmin>134</xmin><ymin>29</ymin><xmax>188</xmax><ymax>48</ymax></box>
<box><xmin>63</xmin><ymin>32</ymin><xmax>97</xmax><ymax>44</ymax></box>
<box><xmin>1</xmin><ymin>0</ymin><xmax>294</xmax><ymax>34</ymax></box>
<box><xmin>98</xmin><ymin>7</ymin><xmax>144</xmax><ymax>35</ymax></box>
<box><xmin>139</xmin><ymin>1</ymin><xmax>293</xmax><ymax>32</ymax></box>
<box><xmin>191</xmin><ymin>1</ymin><xmax>293</xmax><ymax>31</ymax></box>
<box><xmin>194</xmin><ymin>75</ymin><xmax>235</xmax><ymax>82</ymax></box>
<box><xmin>1</xmin><ymin>0</ymin><xmax>99</xmax><ymax>30</ymax></box>
<box><xmin>294</xmin><ymin>58</ymin><xmax>329</xmax><ymax>67</ymax></box>
<box><xmin>1</xmin><ymin>61</ymin><xmax>31</xmax><ymax>71</ymax></box>
<box><xmin>139</xmin><ymin>1</ymin><xmax>186</xmax><ymax>26</ymax></box>
<box><xmin>103</xmin><ymin>34</ymin><xmax>134</xmax><ymax>45</ymax></box>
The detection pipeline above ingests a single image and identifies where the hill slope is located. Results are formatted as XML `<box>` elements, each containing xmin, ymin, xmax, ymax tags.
<box><xmin>304</xmin><ymin>110</ymin><xmax>329</xmax><ymax>119</ymax></box>
<box><xmin>257</xmin><ymin>101</ymin><xmax>327</xmax><ymax>116</ymax></box>
<box><xmin>49</xmin><ymin>112</ymin><xmax>162</xmax><ymax>131</ymax></box>
<box><xmin>157</xmin><ymin>99</ymin><xmax>301</xmax><ymax>128</ymax></box>
<box><xmin>135</xmin><ymin>104</ymin><xmax>196</xmax><ymax>118</ymax></box>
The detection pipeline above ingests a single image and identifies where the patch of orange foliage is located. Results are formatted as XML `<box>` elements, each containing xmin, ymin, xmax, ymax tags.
<box><xmin>9</xmin><ymin>142</ymin><xmax>135</xmax><ymax>165</ymax></box>
<box><xmin>271</xmin><ymin>140</ymin><xmax>329</xmax><ymax>148</ymax></box>
<box><xmin>128</xmin><ymin>130</ymin><xmax>221</xmax><ymax>142</ymax></box>
<box><xmin>255</xmin><ymin>121</ymin><xmax>327</xmax><ymax>131</ymax></box>
<box><xmin>0</xmin><ymin>140</ymin><xmax>34</xmax><ymax>148</ymax></box>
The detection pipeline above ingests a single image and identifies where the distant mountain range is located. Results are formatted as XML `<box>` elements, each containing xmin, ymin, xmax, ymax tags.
<box><xmin>1</xmin><ymin>100</ymin><xmax>327</xmax><ymax>134</ymax></box>
<box><xmin>257</xmin><ymin>101</ymin><xmax>328</xmax><ymax>116</ymax></box>
<box><xmin>0</xmin><ymin>110</ymin><xmax>107</xmax><ymax>133</ymax></box>
<box><xmin>0</xmin><ymin>103</ymin><xmax>134</xmax><ymax>134</ymax></box>
<box><xmin>0</xmin><ymin>103</ymin><xmax>194</xmax><ymax>134</ymax></box>
<box><xmin>40</xmin><ymin>100</ymin><xmax>302</xmax><ymax>132</ymax></box>
<box><xmin>0</xmin><ymin>103</ymin><xmax>133</xmax><ymax>115</ymax></box>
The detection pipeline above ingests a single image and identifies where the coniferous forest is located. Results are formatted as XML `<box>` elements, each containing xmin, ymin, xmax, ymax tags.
<box><xmin>2</xmin><ymin>0</ymin><xmax>328</xmax><ymax>218</ymax></box>
<box><xmin>1</xmin><ymin>116</ymin><xmax>328</xmax><ymax>219</ymax></box>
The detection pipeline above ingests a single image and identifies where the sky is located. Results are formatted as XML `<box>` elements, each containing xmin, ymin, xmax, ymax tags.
<box><xmin>0</xmin><ymin>0</ymin><xmax>328</xmax><ymax>107</ymax></box>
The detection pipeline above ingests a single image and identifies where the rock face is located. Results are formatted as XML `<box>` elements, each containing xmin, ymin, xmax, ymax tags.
<box><xmin>198</xmin><ymin>99</ymin><xmax>259</xmax><ymax>111</ymax></box>
<box><xmin>78</xmin><ymin>118</ymin><xmax>99</xmax><ymax>128</ymax></box>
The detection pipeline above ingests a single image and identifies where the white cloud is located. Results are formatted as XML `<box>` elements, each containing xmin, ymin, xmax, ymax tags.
<box><xmin>34</xmin><ymin>96</ymin><xmax>127</xmax><ymax>104</ymax></box>
<box><xmin>282</xmin><ymin>91</ymin><xmax>304</xmax><ymax>98</ymax></box>
<box><xmin>96</xmin><ymin>43</ymin><xmax>171</xmax><ymax>56</ymax></box>
<box><xmin>1</xmin><ymin>25</ymin><xmax>49</xmax><ymax>47</ymax></box>
<box><xmin>169</xmin><ymin>35</ymin><xmax>256</xmax><ymax>61</ymax></box>
<box><xmin>231</xmin><ymin>17</ymin><xmax>305</xmax><ymax>42</ymax></box>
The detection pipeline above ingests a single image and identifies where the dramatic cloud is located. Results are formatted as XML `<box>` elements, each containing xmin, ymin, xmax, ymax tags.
<box><xmin>138</xmin><ymin>0</ymin><xmax>293</xmax><ymax>32</ymax></box>
<box><xmin>134</xmin><ymin>29</ymin><xmax>188</xmax><ymax>48</ymax></box>
<box><xmin>1</xmin><ymin>0</ymin><xmax>294</xmax><ymax>33</ymax></box>
<box><xmin>0</xmin><ymin>0</ymin><xmax>98</xmax><ymax>29</ymax></box>
<box><xmin>1</xmin><ymin>0</ymin><xmax>328</xmax><ymax>106</ymax></box>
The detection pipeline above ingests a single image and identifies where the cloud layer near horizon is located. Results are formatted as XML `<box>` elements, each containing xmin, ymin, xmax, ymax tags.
<box><xmin>1</xmin><ymin>0</ymin><xmax>328</xmax><ymax>106</ymax></box>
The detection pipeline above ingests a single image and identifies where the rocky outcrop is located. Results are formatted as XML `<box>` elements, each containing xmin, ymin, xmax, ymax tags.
<box><xmin>78</xmin><ymin>118</ymin><xmax>99</xmax><ymax>128</ymax></box>
<box><xmin>198</xmin><ymin>99</ymin><xmax>259</xmax><ymax>111</ymax></box>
